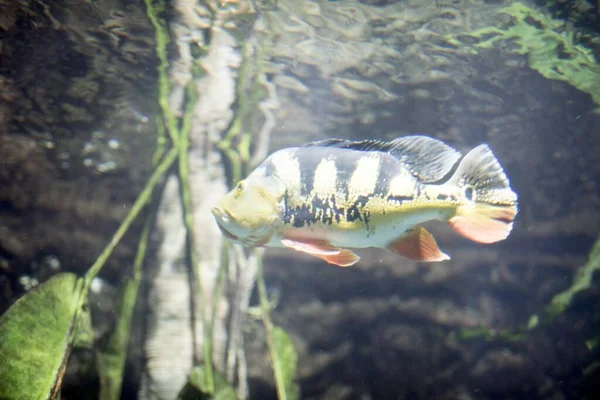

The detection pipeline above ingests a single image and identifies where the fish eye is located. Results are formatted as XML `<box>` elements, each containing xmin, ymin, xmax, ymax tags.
<box><xmin>464</xmin><ymin>186</ymin><xmax>474</xmax><ymax>201</ymax></box>
<box><xmin>236</xmin><ymin>181</ymin><xmax>245</xmax><ymax>192</ymax></box>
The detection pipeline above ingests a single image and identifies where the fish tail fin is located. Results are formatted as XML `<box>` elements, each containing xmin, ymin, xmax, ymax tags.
<box><xmin>447</xmin><ymin>145</ymin><xmax>518</xmax><ymax>244</ymax></box>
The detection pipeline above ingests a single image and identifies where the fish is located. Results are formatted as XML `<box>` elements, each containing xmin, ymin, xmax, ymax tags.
<box><xmin>211</xmin><ymin>135</ymin><xmax>518</xmax><ymax>267</ymax></box>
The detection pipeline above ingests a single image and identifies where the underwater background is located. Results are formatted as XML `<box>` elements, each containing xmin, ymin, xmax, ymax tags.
<box><xmin>0</xmin><ymin>0</ymin><xmax>599</xmax><ymax>399</ymax></box>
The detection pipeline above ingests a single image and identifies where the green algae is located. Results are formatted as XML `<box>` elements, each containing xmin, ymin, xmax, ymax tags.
<box><xmin>457</xmin><ymin>326</ymin><xmax>526</xmax><ymax>342</ymax></box>
<box><xmin>583</xmin><ymin>360</ymin><xmax>600</xmax><ymax>376</ymax></box>
<box><xmin>219</xmin><ymin>37</ymin><xmax>269</xmax><ymax>184</ymax></box>
<box><xmin>458</xmin><ymin>2</ymin><xmax>600</xmax><ymax>111</ymax></box>
<box><xmin>460</xmin><ymin>235</ymin><xmax>600</xmax><ymax>344</ymax></box>
<box><xmin>143</xmin><ymin>0</ymin><xmax>180</xmax><ymax>146</ymax></box>
<box><xmin>586</xmin><ymin>336</ymin><xmax>600</xmax><ymax>351</ymax></box>
<box><xmin>528</xmin><ymin>236</ymin><xmax>600</xmax><ymax>329</ymax></box>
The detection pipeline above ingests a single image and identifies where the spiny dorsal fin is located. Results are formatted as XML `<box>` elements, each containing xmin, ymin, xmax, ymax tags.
<box><xmin>302</xmin><ymin>135</ymin><xmax>462</xmax><ymax>182</ymax></box>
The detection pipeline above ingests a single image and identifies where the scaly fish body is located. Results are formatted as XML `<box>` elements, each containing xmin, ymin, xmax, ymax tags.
<box><xmin>211</xmin><ymin>136</ymin><xmax>518</xmax><ymax>266</ymax></box>
<box><xmin>264</xmin><ymin>148</ymin><xmax>450</xmax><ymax>247</ymax></box>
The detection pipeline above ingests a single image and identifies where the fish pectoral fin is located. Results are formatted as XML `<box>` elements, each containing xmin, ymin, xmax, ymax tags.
<box><xmin>281</xmin><ymin>238</ymin><xmax>360</xmax><ymax>267</ymax></box>
<box><xmin>386</xmin><ymin>226</ymin><xmax>450</xmax><ymax>262</ymax></box>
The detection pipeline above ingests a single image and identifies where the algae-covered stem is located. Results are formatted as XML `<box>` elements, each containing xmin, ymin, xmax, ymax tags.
<box><xmin>177</xmin><ymin>81</ymin><xmax>216</xmax><ymax>389</ymax></box>
<box><xmin>83</xmin><ymin>148</ymin><xmax>178</xmax><ymax>286</ymax></box>
<box><xmin>256</xmin><ymin>256</ymin><xmax>289</xmax><ymax>400</ymax></box>
<box><xmin>95</xmin><ymin>99</ymin><xmax>172</xmax><ymax>399</ymax></box>
<box><xmin>97</xmin><ymin>216</ymin><xmax>153</xmax><ymax>400</ymax></box>
<box><xmin>139</xmin><ymin>0</ymin><xmax>297</xmax><ymax>398</ymax></box>
<box><xmin>140</xmin><ymin>0</ymin><xmax>265</xmax><ymax>396</ymax></box>
<box><xmin>143</xmin><ymin>0</ymin><xmax>180</xmax><ymax>147</ymax></box>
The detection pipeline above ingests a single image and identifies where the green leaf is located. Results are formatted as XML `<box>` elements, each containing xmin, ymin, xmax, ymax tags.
<box><xmin>177</xmin><ymin>365</ymin><xmax>237</xmax><ymax>400</ymax></box>
<box><xmin>0</xmin><ymin>273</ymin><xmax>85</xmax><ymax>399</ymax></box>
<box><xmin>271</xmin><ymin>327</ymin><xmax>299</xmax><ymax>400</ymax></box>
<box><xmin>583</xmin><ymin>361</ymin><xmax>600</xmax><ymax>376</ymax></box>
<box><xmin>586</xmin><ymin>336</ymin><xmax>600</xmax><ymax>351</ymax></box>
<box><xmin>97</xmin><ymin>220</ymin><xmax>150</xmax><ymax>400</ymax></box>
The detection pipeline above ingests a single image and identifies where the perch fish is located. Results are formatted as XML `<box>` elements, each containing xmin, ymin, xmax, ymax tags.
<box><xmin>211</xmin><ymin>136</ymin><xmax>518</xmax><ymax>267</ymax></box>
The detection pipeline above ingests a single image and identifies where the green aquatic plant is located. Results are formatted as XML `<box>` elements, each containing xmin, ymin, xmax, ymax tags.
<box><xmin>257</xmin><ymin>258</ymin><xmax>299</xmax><ymax>400</ymax></box>
<box><xmin>219</xmin><ymin>39</ymin><xmax>267</xmax><ymax>182</ymax></box>
<box><xmin>178</xmin><ymin>366</ymin><xmax>237</xmax><ymax>400</ymax></box>
<box><xmin>453</xmin><ymin>235</ymin><xmax>600</xmax><ymax>344</ymax></box>
<box><xmin>96</xmin><ymin>217</ymin><xmax>152</xmax><ymax>400</ymax></box>
<box><xmin>92</xmin><ymin>3</ymin><xmax>190</xmax><ymax>396</ymax></box>
<box><xmin>457</xmin><ymin>326</ymin><xmax>526</xmax><ymax>342</ymax></box>
<box><xmin>216</xmin><ymin>30</ymin><xmax>298</xmax><ymax>400</ymax></box>
<box><xmin>0</xmin><ymin>1</ymin><xmax>297</xmax><ymax>399</ymax></box>
<box><xmin>0</xmin><ymin>144</ymin><xmax>178</xmax><ymax>397</ymax></box>
<box><xmin>450</xmin><ymin>2</ymin><xmax>600</xmax><ymax>112</ymax></box>
<box><xmin>528</xmin><ymin>236</ymin><xmax>600</xmax><ymax>329</ymax></box>
<box><xmin>0</xmin><ymin>274</ymin><xmax>86</xmax><ymax>399</ymax></box>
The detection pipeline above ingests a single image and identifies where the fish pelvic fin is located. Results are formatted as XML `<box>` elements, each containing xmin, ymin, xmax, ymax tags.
<box><xmin>387</xmin><ymin>226</ymin><xmax>450</xmax><ymax>262</ymax></box>
<box><xmin>281</xmin><ymin>238</ymin><xmax>360</xmax><ymax>267</ymax></box>
<box><xmin>447</xmin><ymin>145</ymin><xmax>518</xmax><ymax>244</ymax></box>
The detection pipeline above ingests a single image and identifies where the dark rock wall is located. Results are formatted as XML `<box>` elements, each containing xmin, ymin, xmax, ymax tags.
<box><xmin>0</xmin><ymin>0</ymin><xmax>158</xmax><ymax>311</ymax></box>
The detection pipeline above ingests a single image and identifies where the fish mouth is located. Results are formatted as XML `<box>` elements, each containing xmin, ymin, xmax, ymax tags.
<box><xmin>211</xmin><ymin>207</ymin><xmax>240</xmax><ymax>241</ymax></box>
<box><xmin>210</xmin><ymin>206</ymin><xmax>225</xmax><ymax>218</ymax></box>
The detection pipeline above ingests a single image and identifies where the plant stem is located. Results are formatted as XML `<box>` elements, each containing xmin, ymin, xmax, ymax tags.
<box><xmin>256</xmin><ymin>259</ymin><xmax>287</xmax><ymax>400</ymax></box>
<box><xmin>84</xmin><ymin>148</ymin><xmax>178</xmax><ymax>288</ymax></box>
<box><xmin>143</xmin><ymin>0</ymin><xmax>180</xmax><ymax>147</ymax></box>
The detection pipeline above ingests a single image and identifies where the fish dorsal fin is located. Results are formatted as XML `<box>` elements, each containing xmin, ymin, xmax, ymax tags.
<box><xmin>302</xmin><ymin>135</ymin><xmax>461</xmax><ymax>182</ymax></box>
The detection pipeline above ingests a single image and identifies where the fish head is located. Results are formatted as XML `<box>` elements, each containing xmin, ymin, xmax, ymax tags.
<box><xmin>211</xmin><ymin>167</ymin><xmax>284</xmax><ymax>247</ymax></box>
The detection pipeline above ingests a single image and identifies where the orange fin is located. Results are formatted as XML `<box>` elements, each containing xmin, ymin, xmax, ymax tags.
<box><xmin>387</xmin><ymin>226</ymin><xmax>450</xmax><ymax>262</ymax></box>
<box><xmin>280</xmin><ymin>238</ymin><xmax>339</xmax><ymax>255</ymax></box>
<box><xmin>281</xmin><ymin>238</ymin><xmax>360</xmax><ymax>267</ymax></box>
<box><xmin>449</xmin><ymin>203</ymin><xmax>517</xmax><ymax>244</ymax></box>
<box><xmin>318</xmin><ymin>249</ymin><xmax>360</xmax><ymax>267</ymax></box>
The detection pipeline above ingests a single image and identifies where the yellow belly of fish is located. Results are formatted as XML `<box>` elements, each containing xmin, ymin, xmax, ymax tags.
<box><xmin>270</xmin><ymin>208</ymin><xmax>452</xmax><ymax>249</ymax></box>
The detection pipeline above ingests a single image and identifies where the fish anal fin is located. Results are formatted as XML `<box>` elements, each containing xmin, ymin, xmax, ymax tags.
<box><xmin>318</xmin><ymin>249</ymin><xmax>360</xmax><ymax>267</ymax></box>
<box><xmin>281</xmin><ymin>238</ymin><xmax>360</xmax><ymax>267</ymax></box>
<box><xmin>387</xmin><ymin>226</ymin><xmax>450</xmax><ymax>262</ymax></box>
